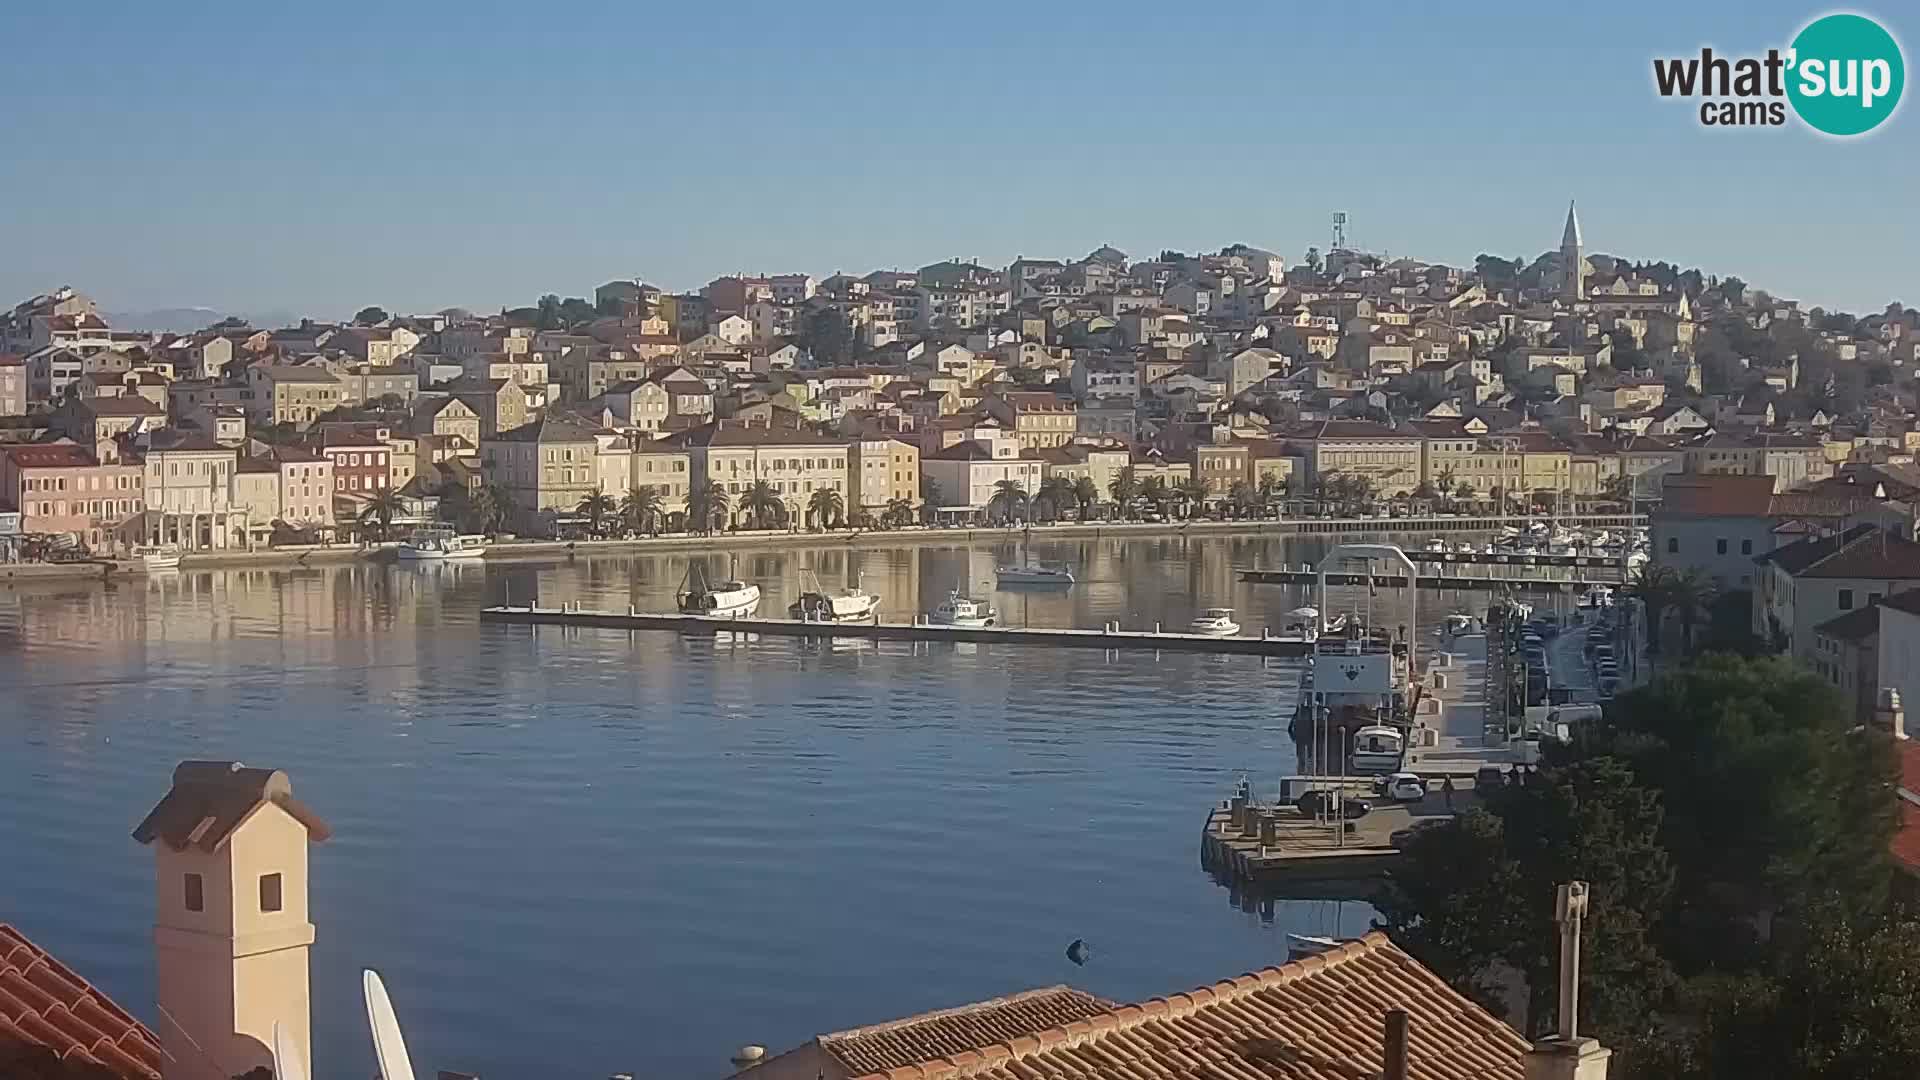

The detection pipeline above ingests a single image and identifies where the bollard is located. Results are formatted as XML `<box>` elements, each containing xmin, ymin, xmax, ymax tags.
<box><xmin>629</xmin><ymin>604</ymin><xmax>637</xmax><ymax>616</ymax></box>
<box><xmin>1228</xmin><ymin>795</ymin><xmax>1247</xmax><ymax>830</ymax></box>
<box><xmin>1155</xmin><ymin>622</ymin><xmax>1162</xmax><ymax>634</ymax></box>
<box><xmin>1241</xmin><ymin>809</ymin><xmax>1261</xmax><ymax>838</ymax></box>
<box><xmin>1258</xmin><ymin>811</ymin><xmax>1277</xmax><ymax>844</ymax></box>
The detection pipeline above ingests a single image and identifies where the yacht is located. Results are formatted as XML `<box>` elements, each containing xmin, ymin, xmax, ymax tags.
<box><xmin>1442</xmin><ymin>612</ymin><xmax>1480</xmax><ymax>637</ymax></box>
<box><xmin>1188</xmin><ymin>608</ymin><xmax>1241</xmax><ymax>637</ymax></box>
<box><xmin>1423</xmin><ymin>537</ymin><xmax>1448</xmax><ymax>553</ymax></box>
<box><xmin>135</xmin><ymin>546</ymin><xmax>182</xmax><ymax>571</ymax></box>
<box><xmin>677</xmin><ymin>558</ymin><xmax>762</xmax><ymax>618</ymax></box>
<box><xmin>1451</xmin><ymin>540</ymin><xmax>1477</xmax><ymax>553</ymax></box>
<box><xmin>996</xmin><ymin>562</ymin><xmax>1075</xmax><ymax>586</ymax></box>
<box><xmin>1285</xmin><ymin>933</ymin><xmax>1345</xmax><ymax>960</ymax></box>
<box><xmin>396</xmin><ymin>528</ymin><xmax>488</xmax><ymax>561</ymax></box>
<box><xmin>790</xmin><ymin>569</ymin><xmax>881</xmax><ymax>623</ymax></box>
<box><xmin>929</xmin><ymin>590</ymin><xmax>997</xmax><ymax>628</ymax></box>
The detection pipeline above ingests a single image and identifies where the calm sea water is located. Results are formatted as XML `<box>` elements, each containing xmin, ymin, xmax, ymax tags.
<box><xmin>0</xmin><ymin>532</ymin><xmax>1480</xmax><ymax>1080</ymax></box>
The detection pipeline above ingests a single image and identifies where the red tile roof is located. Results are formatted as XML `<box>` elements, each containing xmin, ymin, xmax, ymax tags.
<box><xmin>3</xmin><ymin>445</ymin><xmax>98</xmax><ymax>470</ymax></box>
<box><xmin>132</xmin><ymin>760</ymin><xmax>331</xmax><ymax>852</ymax></box>
<box><xmin>1894</xmin><ymin>742</ymin><xmax>1920</xmax><ymax>876</ymax></box>
<box><xmin>779</xmin><ymin>934</ymin><xmax>1525</xmax><ymax>1080</ymax></box>
<box><xmin>1656</xmin><ymin>473</ymin><xmax>1776</xmax><ymax>516</ymax></box>
<box><xmin>0</xmin><ymin>925</ymin><xmax>162</xmax><ymax>1080</ymax></box>
<box><xmin>815</xmin><ymin>987</ymin><xmax>1117</xmax><ymax>1077</ymax></box>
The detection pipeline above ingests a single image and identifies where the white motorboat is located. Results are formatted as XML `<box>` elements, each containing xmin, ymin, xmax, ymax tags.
<box><xmin>1451</xmin><ymin>541</ymin><xmax>1476</xmax><ymax>553</ymax></box>
<box><xmin>678</xmin><ymin>558</ymin><xmax>762</xmax><ymax>618</ymax></box>
<box><xmin>1423</xmin><ymin>537</ymin><xmax>1448</xmax><ymax>553</ymax></box>
<box><xmin>396</xmin><ymin>528</ymin><xmax>488</xmax><ymax>561</ymax></box>
<box><xmin>135</xmin><ymin>546</ymin><xmax>182</xmax><ymax>570</ymax></box>
<box><xmin>1188</xmin><ymin>608</ymin><xmax>1241</xmax><ymax>637</ymax></box>
<box><xmin>996</xmin><ymin>563</ymin><xmax>1075</xmax><ymax>586</ymax></box>
<box><xmin>1442</xmin><ymin>612</ymin><xmax>1480</xmax><ymax>636</ymax></box>
<box><xmin>1286</xmin><ymin>933</ymin><xmax>1344</xmax><ymax>960</ymax></box>
<box><xmin>1581</xmin><ymin>585</ymin><xmax>1615</xmax><ymax>608</ymax></box>
<box><xmin>789</xmin><ymin>570</ymin><xmax>881</xmax><ymax>623</ymax></box>
<box><xmin>928</xmin><ymin>590</ymin><xmax>996</xmax><ymax>628</ymax></box>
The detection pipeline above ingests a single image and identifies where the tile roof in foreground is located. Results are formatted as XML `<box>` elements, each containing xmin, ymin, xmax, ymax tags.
<box><xmin>744</xmin><ymin>933</ymin><xmax>1526</xmax><ymax>1080</ymax></box>
<box><xmin>0</xmin><ymin>924</ymin><xmax>162</xmax><ymax>1080</ymax></box>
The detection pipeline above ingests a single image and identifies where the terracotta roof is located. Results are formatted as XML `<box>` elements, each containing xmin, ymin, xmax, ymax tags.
<box><xmin>1656</xmin><ymin>474</ymin><xmax>1777</xmax><ymax>517</ymax></box>
<box><xmin>0</xmin><ymin>924</ymin><xmax>162</xmax><ymax>1080</ymax></box>
<box><xmin>1895</xmin><ymin>742</ymin><xmax>1920</xmax><ymax>876</ymax></box>
<box><xmin>3</xmin><ymin>445</ymin><xmax>97</xmax><ymax>470</ymax></box>
<box><xmin>1812</xmin><ymin>603</ymin><xmax>1882</xmax><ymax>643</ymax></box>
<box><xmin>132</xmin><ymin>760</ymin><xmax>331</xmax><ymax>852</ymax></box>
<box><xmin>807</xmin><ymin>987</ymin><xmax>1117</xmax><ymax>1077</ymax></box>
<box><xmin>827</xmin><ymin>934</ymin><xmax>1524</xmax><ymax>1080</ymax></box>
<box><xmin>1759</xmin><ymin>526</ymin><xmax>1920</xmax><ymax>579</ymax></box>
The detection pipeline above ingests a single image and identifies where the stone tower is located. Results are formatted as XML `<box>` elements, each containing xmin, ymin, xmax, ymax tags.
<box><xmin>1561</xmin><ymin>201</ymin><xmax>1585</xmax><ymax>302</ymax></box>
<box><xmin>133</xmin><ymin>761</ymin><xmax>332</xmax><ymax>1080</ymax></box>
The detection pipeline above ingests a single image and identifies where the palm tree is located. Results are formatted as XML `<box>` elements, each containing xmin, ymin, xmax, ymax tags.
<box><xmin>807</xmin><ymin>487</ymin><xmax>845</xmax><ymax>530</ymax></box>
<box><xmin>882</xmin><ymin>496</ymin><xmax>915</xmax><ymax>529</ymax></box>
<box><xmin>575</xmin><ymin>488</ymin><xmax>618</xmax><ymax>539</ymax></box>
<box><xmin>1071</xmin><ymin>477</ymin><xmax>1099</xmax><ymax>520</ymax></box>
<box><xmin>621</xmin><ymin>485</ymin><xmax>666</xmax><ymax>537</ymax></box>
<box><xmin>740</xmin><ymin>480</ymin><xmax>785</xmax><ymax>530</ymax></box>
<box><xmin>1227</xmin><ymin>480</ymin><xmax>1257</xmax><ymax>519</ymax></box>
<box><xmin>686</xmin><ymin>483</ymin><xmax>729</xmax><ymax>536</ymax></box>
<box><xmin>1669</xmin><ymin>567</ymin><xmax>1716</xmax><ymax>654</ymax></box>
<box><xmin>1035</xmin><ymin>476</ymin><xmax>1076</xmax><ymax>523</ymax></box>
<box><xmin>1140</xmin><ymin>476</ymin><xmax>1171</xmax><ymax>518</ymax></box>
<box><xmin>1257</xmin><ymin>473</ymin><xmax>1283</xmax><ymax>518</ymax></box>
<box><xmin>987</xmin><ymin>479</ymin><xmax>1029</xmax><ymax>524</ymax></box>
<box><xmin>359</xmin><ymin>489</ymin><xmax>406</xmax><ymax>542</ymax></box>
<box><xmin>1627</xmin><ymin>564</ymin><xmax>1677</xmax><ymax>655</ymax></box>
<box><xmin>1176</xmin><ymin>477</ymin><xmax>1211</xmax><ymax>519</ymax></box>
<box><xmin>1109</xmin><ymin>467</ymin><xmax>1140</xmax><ymax>520</ymax></box>
<box><xmin>1435</xmin><ymin>467</ymin><xmax>1457</xmax><ymax>507</ymax></box>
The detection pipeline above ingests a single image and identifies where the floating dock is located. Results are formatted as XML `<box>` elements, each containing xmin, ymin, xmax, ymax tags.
<box><xmin>1242</xmin><ymin>550</ymin><xmax>1632</xmax><ymax>591</ymax></box>
<box><xmin>479</xmin><ymin>604</ymin><xmax>1318</xmax><ymax>656</ymax></box>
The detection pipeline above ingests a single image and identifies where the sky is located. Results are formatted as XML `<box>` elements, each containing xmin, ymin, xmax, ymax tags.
<box><xmin>1</xmin><ymin>1</ymin><xmax>1913</xmax><ymax>320</ymax></box>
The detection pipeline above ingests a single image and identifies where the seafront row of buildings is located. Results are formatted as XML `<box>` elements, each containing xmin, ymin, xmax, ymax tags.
<box><xmin>3</xmin><ymin>207</ymin><xmax>1919</xmax><ymax>558</ymax></box>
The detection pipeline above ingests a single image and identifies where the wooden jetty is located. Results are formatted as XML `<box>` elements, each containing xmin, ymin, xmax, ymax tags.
<box><xmin>1199</xmin><ymin>800</ymin><xmax>1407</xmax><ymax>896</ymax></box>
<box><xmin>479</xmin><ymin>604</ymin><xmax>1318</xmax><ymax>656</ymax></box>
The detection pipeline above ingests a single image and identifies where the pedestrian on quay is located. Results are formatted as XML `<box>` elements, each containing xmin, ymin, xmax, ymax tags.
<box><xmin>1441</xmin><ymin>774</ymin><xmax>1455</xmax><ymax>808</ymax></box>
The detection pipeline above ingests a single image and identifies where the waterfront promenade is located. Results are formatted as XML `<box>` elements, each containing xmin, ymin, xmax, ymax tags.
<box><xmin>1</xmin><ymin>512</ymin><xmax>1645</xmax><ymax>584</ymax></box>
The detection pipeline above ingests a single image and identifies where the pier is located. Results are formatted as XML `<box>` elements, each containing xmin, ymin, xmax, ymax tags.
<box><xmin>1202</xmin><ymin>598</ymin><xmax>1529</xmax><ymax>898</ymax></box>
<box><xmin>1242</xmin><ymin>550</ymin><xmax>1633</xmax><ymax>591</ymax></box>
<box><xmin>479</xmin><ymin>604</ymin><xmax>1319</xmax><ymax>656</ymax></box>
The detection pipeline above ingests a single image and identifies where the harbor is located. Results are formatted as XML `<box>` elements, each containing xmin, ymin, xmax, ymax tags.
<box><xmin>1202</xmin><ymin>543</ymin><xmax>1540</xmax><ymax>900</ymax></box>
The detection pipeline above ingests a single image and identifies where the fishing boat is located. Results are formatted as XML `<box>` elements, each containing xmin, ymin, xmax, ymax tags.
<box><xmin>1423</xmin><ymin>537</ymin><xmax>1448</xmax><ymax>553</ymax></box>
<box><xmin>1286</xmin><ymin>933</ymin><xmax>1345</xmax><ymax>960</ymax></box>
<box><xmin>996</xmin><ymin>562</ymin><xmax>1075</xmax><ymax>586</ymax></box>
<box><xmin>789</xmin><ymin>569</ymin><xmax>881</xmax><ymax>623</ymax></box>
<box><xmin>928</xmin><ymin>590</ymin><xmax>996</xmax><ymax>627</ymax></box>
<box><xmin>395</xmin><ymin>527</ymin><xmax>488</xmax><ymax>561</ymax></box>
<box><xmin>1188</xmin><ymin>608</ymin><xmax>1241</xmax><ymax>637</ymax></box>
<box><xmin>1286</xmin><ymin>543</ymin><xmax>1418</xmax><ymax>778</ymax></box>
<box><xmin>135</xmin><ymin>545</ymin><xmax>182</xmax><ymax>570</ymax></box>
<box><xmin>677</xmin><ymin>558</ymin><xmax>762</xmax><ymax>618</ymax></box>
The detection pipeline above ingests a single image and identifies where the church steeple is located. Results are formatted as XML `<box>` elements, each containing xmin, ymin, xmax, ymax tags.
<box><xmin>1560</xmin><ymin>200</ymin><xmax>1585</xmax><ymax>302</ymax></box>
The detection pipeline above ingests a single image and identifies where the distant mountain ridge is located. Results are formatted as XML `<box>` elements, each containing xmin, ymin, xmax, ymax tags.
<box><xmin>104</xmin><ymin>307</ymin><xmax>305</xmax><ymax>334</ymax></box>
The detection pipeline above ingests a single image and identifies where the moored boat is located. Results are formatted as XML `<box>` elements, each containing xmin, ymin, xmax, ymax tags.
<box><xmin>928</xmin><ymin>589</ymin><xmax>996</xmax><ymax>628</ymax></box>
<box><xmin>789</xmin><ymin>569</ymin><xmax>881</xmax><ymax>623</ymax></box>
<box><xmin>135</xmin><ymin>545</ymin><xmax>182</xmax><ymax>570</ymax></box>
<box><xmin>1188</xmin><ymin>608</ymin><xmax>1241</xmax><ymax>637</ymax></box>
<box><xmin>396</xmin><ymin>528</ymin><xmax>488</xmax><ymax>561</ymax></box>
<box><xmin>678</xmin><ymin>558</ymin><xmax>762</xmax><ymax>618</ymax></box>
<box><xmin>996</xmin><ymin>563</ymin><xmax>1075</xmax><ymax>586</ymax></box>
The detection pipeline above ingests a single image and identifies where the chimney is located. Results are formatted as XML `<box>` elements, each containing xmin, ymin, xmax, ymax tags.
<box><xmin>1525</xmin><ymin>882</ymin><xmax>1611</xmax><ymax>1080</ymax></box>
<box><xmin>1878</xmin><ymin>687</ymin><xmax>1909</xmax><ymax>740</ymax></box>
<box><xmin>1383</xmin><ymin>1009</ymin><xmax>1409</xmax><ymax>1080</ymax></box>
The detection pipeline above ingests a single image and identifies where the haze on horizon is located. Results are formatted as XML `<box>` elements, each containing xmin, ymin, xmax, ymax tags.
<box><xmin>2</xmin><ymin>0</ymin><xmax>1912</xmax><ymax>321</ymax></box>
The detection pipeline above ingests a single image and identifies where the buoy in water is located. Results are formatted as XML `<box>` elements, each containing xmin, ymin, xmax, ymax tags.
<box><xmin>1065</xmin><ymin>939</ymin><xmax>1091</xmax><ymax>965</ymax></box>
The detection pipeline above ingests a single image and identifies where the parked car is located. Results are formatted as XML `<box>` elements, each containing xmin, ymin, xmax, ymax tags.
<box><xmin>1295</xmin><ymin>790</ymin><xmax>1373</xmax><ymax>819</ymax></box>
<box><xmin>1373</xmin><ymin>772</ymin><xmax>1428</xmax><ymax>801</ymax></box>
<box><xmin>1474</xmin><ymin>765</ymin><xmax>1510</xmax><ymax>792</ymax></box>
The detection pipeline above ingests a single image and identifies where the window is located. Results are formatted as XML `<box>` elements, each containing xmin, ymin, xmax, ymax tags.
<box><xmin>184</xmin><ymin>873</ymin><xmax>204</xmax><ymax>912</ymax></box>
<box><xmin>260</xmin><ymin>872</ymin><xmax>283</xmax><ymax>912</ymax></box>
<box><xmin>1667</xmin><ymin>537</ymin><xmax>1678</xmax><ymax>553</ymax></box>
<box><xmin>1716</xmin><ymin>538</ymin><xmax>1728</xmax><ymax>555</ymax></box>
<box><xmin>1839</xmin><ymin>589</ymin><xmax>1854</xmax><ymax>610</ymax></box>
<box><xmin>1742</xmin><ymin>539</ymin><xmax>1753</xmax><ymax>555</ymax></box>
<box><xmin>1871</xmin><ymin>593</ymin><xmax>1883</xmax><ymax>606</ymax></box>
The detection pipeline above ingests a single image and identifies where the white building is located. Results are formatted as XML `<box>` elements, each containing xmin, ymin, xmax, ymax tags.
<box><xmin>921</xmin><ymin>432</ymin><xmax>1043</xmax><ymax>515</ymax></box>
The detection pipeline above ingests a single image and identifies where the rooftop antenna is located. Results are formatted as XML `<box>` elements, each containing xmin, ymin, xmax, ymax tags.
<box><xmin>1331</xmin><ymin>212</ymin><xmax>1348</xmax><ymax>251</ymax></box>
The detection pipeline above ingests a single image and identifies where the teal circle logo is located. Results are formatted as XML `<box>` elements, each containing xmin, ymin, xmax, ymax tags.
<box><xmin>1787</xmin><ymin>13</ymin><xmax>1904</xmax><ymax>136</ymax></box>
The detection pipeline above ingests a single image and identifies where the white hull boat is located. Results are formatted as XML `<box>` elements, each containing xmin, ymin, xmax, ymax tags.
<box><xmin>135</xmin><ymin>546</ymin><xmax>182</xmax><ymax>570</ymax></box>
<box><xmin>679</xmin><ymin>559</ymin><xmax>763</xmax><ymax>618</ymax></box>
<box><xmin>929</xmin><ymin>590</ymin><xmax>996</xmax><ymax>628</ymax></box>
<box><xmin>1188</xmin><ymin>608</ymin><xmax>1241</xmax><ymax>637</ymax></box>
<box><xmin>790</xmin><ymin>571</ymin><xmax>881</xmax><ymax>623</ymax></box>
<box><xmin>396</xmin><ymin>529</ymin><xmax>488</xmax><ymax>561</ymax></box>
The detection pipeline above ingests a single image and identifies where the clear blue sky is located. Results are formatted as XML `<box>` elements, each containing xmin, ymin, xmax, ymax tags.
<box><xmin>2</xmin><ymin>1</ymin><xmax>1912</xmax><ymax>319</ymax></box>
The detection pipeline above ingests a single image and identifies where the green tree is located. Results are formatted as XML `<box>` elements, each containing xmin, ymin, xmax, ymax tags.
<box><xmin>807</xmin><ymin>487</ymin><xmax>845</xmax><ymax>529</ymax></box>
<box><xmin>352</xmin><ymin>305</ymin><xmax>389</xmax><ymax>326</ymax></box>
<box><xmin>1071</xmin><ymin>477</ymin><xmax>1099</xmax><ymax>520</ymax></box>
<box><xmin>1176</xmin><ymin>477</ymin><xmax>1211</xmax><ymax>518</ymax></box>
<box><xmin>987</xmin><ymin>479</ymin><xmax>1029</xmax><ymax>524</ymax></box>
<box><xmin>920</xmin><ymin>479</ymin><xmax>943</xmax><ymax>524</ymax></box>
<box><xmin>575</xmin><ymin>488</ymin><xmax>618</xmax><ymax>538</ymax></box>
<box><xmin>558</xmin><ymin>297</ymin><xmax>596</xmax><ymax>328</ymax></box>
<box><xmin>1627</xmin><ymin>564</ymin><xmax>1677</xmax><ymax>655</ymax></box>
<box><xmin>1591</xmin><ymin>655</ymin><xmax>1899</xmax><ymax>973</ymax></box>
<box><xmin>1140</xmin><ymin>475</ymin><xmax>1171</xmax><ymax>518</ymax></box>
<box><xmin>741</xmin><ymin>480</ymin><xmax>786</xmax><ymax>529</ymax></box>
<box><xmin>1226</xmin><ymin>479</ymin><xmax>1257</xmax><ymax>518</ymax></box>
<box><xmin>882</xmin><ymin>497</ymin><xmax>915</xmax><ymax>529</ymax></box>
<box><xmin>535</xmin><ymin>293</ymin><xmax>564</xmax><ymax>330</ymax></box>
<box><xmin>358</xmin><ymin>489</ymin><xmax>407</xmax><ymax>541</ymax></box>
<box><xmin>1380</xmin><ymin>757</ymin><xmax>1676</xmax><ymax>1040</ymax></box>
<box><xmin>620</xmin><ymin>485</ymin><xmax>666</xmax><ymax>537</ymax></box>
<box><xmin>1034</xmin><ymin>476</ymin><xmax>1076</xmax><ymax>523</ymax></box>
<box><xmin>1668</xmin><ymin>567</ymin><xmax>1716</xmax><ymax>654</ymax></box>
<box><xmin>1109</xmin><ymin>467</ymin><xmax>1140</xmax><ymax>519</ymax></box>
<box><xmin>685</xmin><ymin>483</ymin><xmax>729</xmax><ymax>535</ymax></box>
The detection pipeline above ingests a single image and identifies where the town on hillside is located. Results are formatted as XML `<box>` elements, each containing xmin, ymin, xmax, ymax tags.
<box><xmin>0</xmin><ymin>207</ymin><xmax>1915</xmax><ymax>565</ymax></box>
